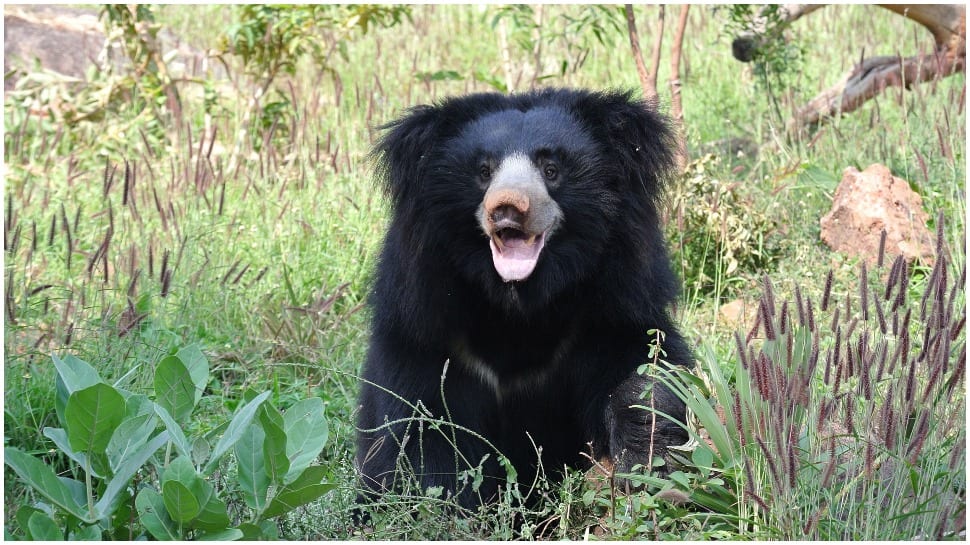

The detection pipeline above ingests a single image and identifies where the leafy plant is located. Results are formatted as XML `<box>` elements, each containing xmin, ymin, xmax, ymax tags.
<box><xmin>720</xmin><ymin>5</ymin><xmax>807</xmax><ymax>122</ymax></box>
<box><xmin>4</xmin><ymin>344</ymin><xmax>335</xmax><ymax>540</ymax></box>
<box><xmin>667</xmin><ymin>154</ymin><xmax>785</xmax><ymax>297</ymax></box>
<box><xmin>218</xmin><ymin>5</ymin><xmax>412</xmax><ymax>163</ymax></box>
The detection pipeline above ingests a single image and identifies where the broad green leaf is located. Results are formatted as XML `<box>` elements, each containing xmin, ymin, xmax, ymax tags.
<box><xmin>154</xmin><ymin>355</ymin><xmax>196</xmax><ymax>423</ymax></box>
<box><xmin>136</xmin><ymin>488</ymin><xmax>179</xmax><ymax>540</ymax></box>
<box><xmin>692</xmin><ymin>445</ymin><xmax>715</xmax><ymax>477</ymax></box>
<box><xmin>259</xmin><ymin>466</ymin><xmax>332</xmax><ymax>521</ymax></box>
<box><xmin>282</xmin><ymin>397</ymin><xmax>328</xmax><ymax>482</ymax></box>
<box><xmin>95</xmin><ymin>431</ymin><xmax>170</xmax><ymax>516</ymax></box>
<box><xmin>70</xmin><ymin>523</ymin><xmax>103</xmax><ymax>540</ymax></box>
<box><xmin>281</xmin><ymin>464</ymin><xmax>329</xmax><ymax>490</ymax></box>
<box><xmin>259</xmin><ymin>404</ymin><xmax>289</xmax><ymax>485</ymax></box>
<box><xmin>4</xmin><ymin>447</ymin><xmax>93</xmax><ymax>522</ymax></box>
<box><xmin>52</xmin><ymin>353</ymin><xmax>103</xmax><ymax>425</ymax></box>
<box><xmin>198</xmin><ymin>528</ymin><xmax>243</xmax><ymax>541</ymax></box>
<box><xmin>42</xmin><ymin>427</ymin><xmax>102</xmax><ymax>478</ymax></box>
<box><xmin>166</xmin><ymin>457</ymin><xmax>226</xmax><ymax>532</ymax></box>
<box><xmin>162</xmin><ymin>480</ymin><xmax>200</xmax><ymax>524</ymax></box>
<box><xmin>65</xmin><ymin>383</ymin><xmax>126</xmax><ymax>455</ymax></box>
<box><xmin>235</xmin><ymin>422</ymin><xmax>269</xmax><ymax>511</ymax></box>
<box><xmin>203</xmin><ymin>391</ymin><xmax>271</xmax><ymax>474</ymax></box>
<box><xmin>193</xmin><ymin>490</ymin><xmax>232</xmax><ymax>532</ymax></box>
<box><xmin>154</xmin><ymin>404</ymin><xmax>193</xmax><ymax>460</ymax></box>
<box><xmin>16</xmin><ymin>505</ymin><xmax>43</xmax><ymax>537</ymax></box>
<box><xmin>105</xmin><ymin>412</ymin><xmax>157</xmax><ymax>473</ymax></box>
<box><xmin>261</xmin><ymin>479</ymin><xmax>336</xmax><ymax>520</ymax></box>
<box><xmin>669</xmin><ymin>470</ymin><xmax>691</xmax><ymax>489</ymax></box>
<box><xmin>175</xmin><ymin>344</ymin><xmax>209</xmax><ymax>406</ymax></box>
<box><xmin>161</xmin><ymin>457</ymin><xmax>204</xmax><ymax>523</ymax></box>
<box><xmin>122</xmin><ymin>392</ymin><xmax>155</xmax><ymax>419</ymax></box>
<box><xmin>192</xmin><ymin>436</ymin><xmax>211</xmax><ymax>467</ymax></box>
<box><xmin>27</xmin><ymin>511</ymin><xmax>62</xmax><ymax>540</ymax></box>
<box><xmin>236</xmin><ymin>523</ymin><xmax>264</xmax><ymax>540</ymax></box>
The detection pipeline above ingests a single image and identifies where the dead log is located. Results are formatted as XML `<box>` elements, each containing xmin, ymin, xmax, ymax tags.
<box><xmin>732</xmin><ymin>4</ymin><xmax>966</xmax><ymax>131</ymax></box>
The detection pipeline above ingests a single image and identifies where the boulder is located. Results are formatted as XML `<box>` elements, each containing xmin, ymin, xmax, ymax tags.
<box><xmin>820</xmin><ymin>164</ymin><xmax>935</xmax><ymax>267</ymax></box>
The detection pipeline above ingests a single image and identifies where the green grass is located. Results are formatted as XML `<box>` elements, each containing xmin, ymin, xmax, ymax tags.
<box><xmin>4</xmin><ymin>4</ymin><xmax>965</xmax><ymax>539</ymax></box>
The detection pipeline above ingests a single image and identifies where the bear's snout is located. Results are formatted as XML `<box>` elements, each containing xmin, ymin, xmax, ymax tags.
<box><xmin>486</xmin><ymin>189</ymin><xmax>530</xmax><ymax>231</ymax></box>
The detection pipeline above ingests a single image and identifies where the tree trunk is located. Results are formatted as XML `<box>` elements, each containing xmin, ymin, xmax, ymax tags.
<box><xmin>624</xmin><ymin>5</ymin><xmax>655</xmax><ymax>102</ymax></box>
<box><xmin>669</xmin><ymin>5</ymin><xmax>690</xmax><ymax>171</ymax></box>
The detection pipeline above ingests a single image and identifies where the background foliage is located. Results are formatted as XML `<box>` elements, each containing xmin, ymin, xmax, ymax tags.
<box><xmin>4</xmin><ymin>4</ymin><xmax>965</xmax><ymax>539</ymax></box>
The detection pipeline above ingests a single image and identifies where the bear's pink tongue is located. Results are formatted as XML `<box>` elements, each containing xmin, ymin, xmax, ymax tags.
<box><xmin>489</xmin><ymin>230</ymin><xmax>544</xmax><ymax>282</ymax></box>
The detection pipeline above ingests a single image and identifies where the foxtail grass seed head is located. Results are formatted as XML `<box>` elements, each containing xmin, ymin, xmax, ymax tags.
<box><xmin>944</xmin><ymin>345</ymin><xmax>965</xmax><ymax>400</ymax></box>
<box><xmin>906</xmin><ymin>411</ymin><xmax>930</xmax><ymax>464</ymax></box>
<box><xmin>875</xmin><ymin>340</ymin><xmax>889</xmax><ymax>385</ymax></box>
<box><xmin>894</xmin><ymin>262</ymin><xmax>909</xmax><ymax>312</ymax></box>
<box><xmin>48</xmin><ymin>212</ymin><xmax>56</xmax><ymax>247</ymax></box>
<box><xmin>756</xmin><ymin>437</ymin><xmax>781</xmax><ymax>488</ymax></box>
<box><xmin>796</xmin><ymin>285</ymin><xmax>806</xmax><ymax>326</ymax></box>
<box><xmin>877</xmin><ymin>229</ymin><xmax>888</xmax><ymax>268</ymax></box>
<box><xmin>733</xmin><ymin>390</ymin><xmax>745</xmax><ymax>447</ymax></box>
<box><xmin>762</xmin><ymin>275</ymin><xmax>776</xmax><ymax>317</ymax></box>
<box><xmin>845</xmin><ymin>316</ymin><xmax>858</xmax><ymax>340</ymax></box>
<box><xmin>860</xmin><ymin>261</ymin><xmax>870</xmax><ymax>321</ymax></box>
<box><xmin>780</xmin><ymin>300</ymin><xmax>789</xmax><ymax>336</ymax></box>
<box><xmin>905</xmin><ymin>354</ymin><xmax>917</xmax><ymax>405</ymax></box>
<box><xmin>123</xmin><ymin>159</ymin><xmax>132</xmax><ymax>206</ymax></box>
<box><xmin>921</xmin><ymin>337</ymin><xmax>948</xmax><ymax>406</ymax></box>
<box><xmin>821</xmin><ymin>269</ymin><xmax>834</xmax><ymax>311</ymax></box>
<box><xmin>760</xmin><ymin>299</ymin><xmax>776</xmax><ymax>340</ymax></box>
<box><xmin>747</xmin><ymin>309</ymin><xmax>763</xmax><ymax>344</ymax></box>
<box><xmin>821</xmin><ymin>435</ymin><xmax>838</xmax><ymax>489</ymax></box>
<box><xmin>844</xmin><ymin>395</ymin><xmax>855</xmax><ymax>436</ymax></box>
<box><xmin>886</xmin><ymin>255</ymin><xmax>902</xmax><ymax>301</ymax></box>
<box><xmin>806</xmin><ymin>333</ymin><xmax>821</xmax><ymax>388</ymax></box>
<box><xmin>873</xmin><ymin>292</ymin><xmax>887</xmax><ymax>334</ymax></box>
<box><xmin>831</xmin><ymin>306</ymin><xmax>841</xmax><ymax>333</ymax></box>
<box><xmin>735</xmin><ymin>332</ymin><xmax>749</xmax><ymax>368</ymax></box>
<box><xmin>806</xmin><ymin>297</ymin><xmax>816</xmax><ymax>332</ymax></box>
<box><xmin>935</xmin><ymin>210</ymin><xmax>945</xmax><ymax>257</ymax></box>
<box><xmin>864</xmin><ymin>438</ymin><xmax>875</xmax><ymax>478</ymax></box>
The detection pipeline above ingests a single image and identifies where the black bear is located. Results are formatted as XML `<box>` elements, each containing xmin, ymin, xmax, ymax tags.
<box><xmin>356</xmin><ymin>88</ymin><xmax>692</xmax><ymax>509</ymax></box>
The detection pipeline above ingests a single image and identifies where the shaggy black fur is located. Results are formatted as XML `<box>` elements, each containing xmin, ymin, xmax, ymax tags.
<box><xmin>355</xmin><ymin>88</ymin><xmax>692</xmax><ymax>509</ymax></box>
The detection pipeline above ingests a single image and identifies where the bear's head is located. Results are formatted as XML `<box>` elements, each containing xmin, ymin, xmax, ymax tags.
<box><xmin>373</xmin><ymin>89</ymin><xmax>676</xmax><ymax>311</ymax></box>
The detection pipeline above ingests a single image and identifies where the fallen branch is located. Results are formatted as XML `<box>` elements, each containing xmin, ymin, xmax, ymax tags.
<box><xmin>731</xmin><ymin>4</ymin><xmax>966</xmax><ymax>131</ymax></box>
<box><xmin>791</xmin><ymin>49</ymin><xmax>965</xmax><ymax>131</ymax></box>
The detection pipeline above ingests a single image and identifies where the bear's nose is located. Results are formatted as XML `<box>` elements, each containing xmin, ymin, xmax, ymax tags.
<box><xmin>485</xmin><ymin>188</ymin><xmax>530</xmax><ymax>229</ymax></box>
<box><xmin>490</xmin><ymin>204</ymin><xmax>527</xmax><ymax>229</ymax></box>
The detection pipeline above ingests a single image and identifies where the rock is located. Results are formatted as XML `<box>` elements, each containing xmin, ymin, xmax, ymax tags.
<box><xmin>819</xmin><ymin>164</ymin><xmax>935</xmax><ymax>267</ymax></box>
<box><xmin>4</xmin><ymin>5</ymin><xmax>107</xmax><ymax>90</ymax></box>
<box><xmin>719</xmin><ymin>298</ymin><xmax>756</xmax><ymax>330</ymax></box>
<box><xmin>4</xmin><ymin>5</ymin><xmax>216</xmax><ymax>92</ymax></box>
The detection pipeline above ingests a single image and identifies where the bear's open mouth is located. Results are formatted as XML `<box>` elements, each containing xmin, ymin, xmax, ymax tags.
<box><xmin>489</xmin><ymin>228</ymin><xmax>546</xmax><ymax>282</ymax></box>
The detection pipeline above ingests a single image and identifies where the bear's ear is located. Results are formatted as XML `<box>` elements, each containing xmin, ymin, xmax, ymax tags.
<box><xmin>575</xmin><ymin>90</ymin><xmax>677</xmax><ymax>200</ymax></box>
<box><xmin>371</xmin><ymin>105</ymin><xmax>442</xmax><ymax>206</ymax></box>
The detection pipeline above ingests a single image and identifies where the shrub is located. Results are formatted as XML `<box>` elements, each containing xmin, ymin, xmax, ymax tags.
<box><xmin>651</xmin><ymin>217</ymin><xmax>966</xmax><ymax>539</ymax></box>
<box><xmin>4</xmin><ymin>344</ymin><xmax>335</xmax><ymax>540</ymax></box>
<box><xmin>667</xmin><ymin>154</ymin><xmax>784</xmax><ymax>297</ymax></box>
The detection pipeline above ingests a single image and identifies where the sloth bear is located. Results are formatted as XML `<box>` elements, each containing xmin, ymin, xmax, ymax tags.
<box><xmin>356</xmin><ymin>88</ymin><xmax>692</xmax><ymax>508</ymax></box>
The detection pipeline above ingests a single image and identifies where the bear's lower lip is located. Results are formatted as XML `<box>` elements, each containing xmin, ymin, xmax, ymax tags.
<box><xmin>489</xmin><ymin>229</ymin><xmax>545</xmax><ymax>282</ymax></box>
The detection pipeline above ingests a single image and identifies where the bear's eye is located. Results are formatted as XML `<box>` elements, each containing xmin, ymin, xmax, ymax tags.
<box><xmin>479</xmin><ymin>163</ymin><xmax>492</xmax><ymax>181</ymax></box>
<box><xmin>542</xmin><ymin>163</ymin><xmax>559</xmax><ymax>181</ymax></box>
